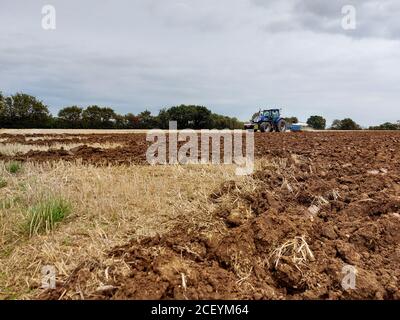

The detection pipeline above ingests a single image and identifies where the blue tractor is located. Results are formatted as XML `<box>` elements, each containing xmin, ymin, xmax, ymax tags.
<box><xmin>244</xmin><ymin>109</ymin><xmax>287</xmax><ymax>132</ymax></box>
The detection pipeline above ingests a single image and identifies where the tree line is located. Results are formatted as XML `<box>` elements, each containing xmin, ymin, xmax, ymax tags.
<box><xmin>305</xmin><ymin>116</ymin><xmax>363</xmax><ymax>130</ymax></box>
<box><xmin>297</xmin><ymin>116</ymin><xmax>399</xmax><ymax>131</ymax></box>
<box><xmin>368</xmin><ymin>121</ymin><xmax>400</xmax><ymax>130</ymax></box>
<box><xmin>1</xmin><ymin>92</ymin><xmax>398</xmax><ymax>130</ymax></box>
<box><xmin>0</xmin><ymin>92</ymin><xmax>243</xmax><ymax>130</ymax></box>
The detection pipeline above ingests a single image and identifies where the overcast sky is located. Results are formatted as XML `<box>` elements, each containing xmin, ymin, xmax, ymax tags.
<box><xmin>1</xmin><ymin>0</ymin><xmax>399</xmax><ymax>126</ymax></box>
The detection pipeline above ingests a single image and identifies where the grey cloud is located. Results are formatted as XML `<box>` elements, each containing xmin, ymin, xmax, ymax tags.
<box><xmin>258</xmin><ymin>0</ymin><xmax>400</xmax><ymax>40</ymax></box>
<box><xmin>296</xmin><ymin>0</ymin><xmax>400</xmax><ymax>39</ymax></box>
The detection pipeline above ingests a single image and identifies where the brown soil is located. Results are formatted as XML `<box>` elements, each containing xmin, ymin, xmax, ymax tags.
<box><xmin>1</xmin><ymin>131</ymin><xmax>400</xmax><ymax>167</ymax></box>
<box><xmin>0</xmin><ymin>134</ymin><xmax>149</xmax><ymax>164</ymax></box>
<box><xmin>36</xmin><ymin>131</ymin><xmax>400</xmax><ymax>300</ymax></box>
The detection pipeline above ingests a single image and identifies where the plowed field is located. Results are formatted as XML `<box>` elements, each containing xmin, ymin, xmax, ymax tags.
<box><xmin>1</xmin><ymin>131</ymin><xmax>399</xmax><ymax>299</ymax></box>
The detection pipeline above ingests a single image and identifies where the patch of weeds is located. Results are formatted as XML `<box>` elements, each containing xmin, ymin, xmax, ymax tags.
<box><xmin>6</xmin><ymin>161</ymin><xmax>22</xmax><ymax>174</ymax></box>
<box><xmin>24</xmin><ymin>197</ymin><xmax>72</xmax><ymax>237</ymax></box>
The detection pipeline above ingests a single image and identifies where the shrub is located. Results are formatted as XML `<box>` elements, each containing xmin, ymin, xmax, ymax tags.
<box><xmin>307</xmin><ymin>115</ymin><xmax>326</xmax><ymax>130</ymax></box>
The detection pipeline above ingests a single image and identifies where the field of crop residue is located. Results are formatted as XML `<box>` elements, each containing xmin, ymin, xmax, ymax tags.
<box><xmin>0</xmin><ymin>131</ymin><xmax>399</xmax><ymax>300</ymax></box>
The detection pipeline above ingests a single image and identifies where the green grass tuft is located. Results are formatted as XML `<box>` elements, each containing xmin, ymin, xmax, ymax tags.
<box><xmin>25</xmin><ymin>198</ymin><xmax>72</xmax><ymax>237</ymax></box>
<box><xmin>6</xmin><ymin>161</ymin><xmax>22</xmax><ymax>174</ymax></box>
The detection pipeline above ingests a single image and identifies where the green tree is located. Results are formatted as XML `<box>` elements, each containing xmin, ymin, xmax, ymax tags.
<box><xmin>113</xmin><ymin>114</ymin><xmax>126</xmax><ymax>129</ymax></box>
<box><xmin>82</xmin><ymin>106</ymin><xmax>117</xmax><ymax>128</ymax></box>
<box><xmin>99</xmin><ymin>107</ymin><xmax>117</xmax><ymax>128</ymax></box>
<box><xmin>369</xmin><ymin>122</ymin><xmax>400</xmax><ymax>130</ymax></box>
<box><xmin>138</xmin><ymin>110</ymin><xmax>157</xmax><ymax>129</ymax></box>
<box><xmin>331</xmin><ymin>119</ymin><xmax>341</xmax><ymax>130</ymax></box>
<box><xmin>58</xmin><ymin>106</ymin><xmax>83</xmax><ymax>128</ymax></box>
<box><xmin>159</xmin><ymin>105</ymin><xmax>213</xmax><ymax>129</ymax></box>
<box><xmin>3</xmin><ymin>93</ymin><xmax>51</xmax><ymax>128</ymax></box>
<box><xmin>157</xmin><ymin>108</ymin><xmax>170</xmax><ymax>129</ymax></box>
<box><xmin>331</xmin><ymin>118</ymin><xmax>361</xmax><ymax>130</ymax></box>
<box><xmin>0</xmin><ymin>92</ymin><xmax>6</xmax><ymax>126</ymax></box>
<box><xmin>154</xmin><ymin>105</ymin><xmax>243</xmax><ymax>130</ymax></box>
<box><xmin>211</xmin><ymin>114</ymin><xmax>243</xmax><ymax>129</ymax></box>
<box><xmin>307</xmin><ymin>115</ymin><xmax>326</xmax><ymax>130</ymax></box>
<box><xmin>82</xmin><ymin>106</ymin><xmax>103</xmax><ymax>128</ymax></box>
<box><xmin>192</xmin><ymin>106</ymin><xmax>213</xmax><ymax>129</ymax></box>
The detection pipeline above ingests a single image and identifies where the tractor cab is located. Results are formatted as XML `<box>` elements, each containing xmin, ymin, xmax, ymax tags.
<box><xmin>261</xmin><ymin>109</ymin><xmax>281</xmax><ymax>121</ymax></box>
<box><xmin>244</xmin><ymin>108</ymin><xmax>287</xmax><ymax>132</ymax></box>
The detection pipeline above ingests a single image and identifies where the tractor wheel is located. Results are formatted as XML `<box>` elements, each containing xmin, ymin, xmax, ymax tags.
<box><xmin>260</xmin><ymin>122</ymin><xmax>272</xmax><ymax>133</ymax></box>
<box><xmin>277</xmin><ymin>119</ymin><xmax>287</xmax><ymax>132</ymax></box>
